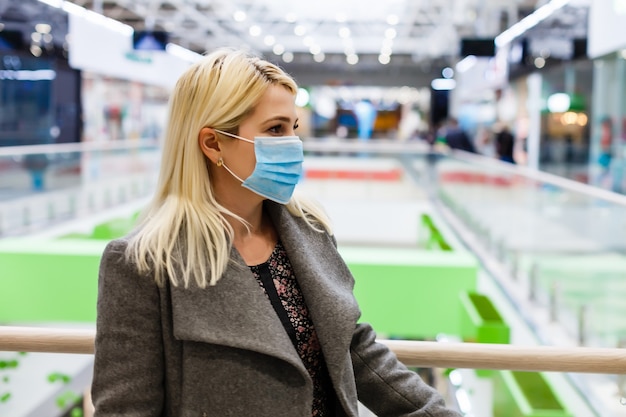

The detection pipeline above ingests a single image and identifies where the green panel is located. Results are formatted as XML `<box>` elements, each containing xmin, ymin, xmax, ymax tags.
<box><xmin>420</xmin><ymin>214</ymin><xmax>452</xmax><ymax>251</ymax></box>
<box><xmin>459</xmin><ymin>292</ymin><xmax>510</xmax><ymax>343</ymax></box>
<box><xmin>493</xmin><ymin>371</ymin><xmax>573</xmax><ymax>417</ymax></box>
<box><xmin>91</xmin><ymin>217</ymin><xmax>137</xmax><ymax>240</ymax></box>
<box><xmin>460</xmin><ymin>292</ymin><xmax>510</xmax><ymax>377</ymax></box>
<box><xmin>0</xmin><ymin>239</ymin><xmax>108</xmax><ymax>323</ymax></box>
<box><xmin>341</xmin><ymin>246</ymin><xmax>478</xmax><ymax>339</ymax></box>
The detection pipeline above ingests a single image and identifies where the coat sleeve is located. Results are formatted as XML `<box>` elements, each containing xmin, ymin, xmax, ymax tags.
<box><xmin>91</xmin><ymin>239</ymin><xmax>165</xmax><ymax>417</ymax></box>
<box><xmin>350</xmin><ymin>323</ymin><xmax>462</xmax><ymax>417</ymax></box>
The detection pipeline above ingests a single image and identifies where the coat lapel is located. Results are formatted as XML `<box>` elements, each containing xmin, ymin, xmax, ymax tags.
<box><xmin>167</xmin><ymin>202</ymin><xmax>361</xmax><ymax>409</ymax></box>
<box><xmin>266</xmin><ymin>203</ymin><xmax>361</xmax><ymax>384</ymax></box>
<box><xmin>168</xmin><ymin>247</ymin><xmax>307</xmax><ymax>376</ymax></box>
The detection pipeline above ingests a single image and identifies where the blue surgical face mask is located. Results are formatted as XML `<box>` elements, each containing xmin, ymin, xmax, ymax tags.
<box><xmin>214</xmin><ymin>129</ymin><xmax>304</xmax><ymax>204</ymax></box>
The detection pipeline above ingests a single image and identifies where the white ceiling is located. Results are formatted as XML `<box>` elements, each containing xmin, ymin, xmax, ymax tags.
<box><xmin>69</xmin><ymin>0</ymin><xmax>541</xmax><ymax>59</ymax></box>
<box><xmin>2</xmin><ymin>0</ymin><xmax>589</xmax><ymax>86</ymax></box>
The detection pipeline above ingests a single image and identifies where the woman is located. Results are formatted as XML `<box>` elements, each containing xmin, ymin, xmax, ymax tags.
<box><xmin>92</xmin><ymin>48</ymin><xmax>461</xmax><ymax>417</ymax></box>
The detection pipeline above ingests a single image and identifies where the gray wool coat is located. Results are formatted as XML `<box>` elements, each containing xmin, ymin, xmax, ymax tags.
<box><xmin>92</xmin><ymin>202</ymin><xmax>461</xmax><ymax>417</ymax></box>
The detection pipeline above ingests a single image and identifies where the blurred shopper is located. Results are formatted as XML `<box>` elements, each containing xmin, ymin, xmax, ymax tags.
<box><xmin>494</xmin><ymin>123</ymin><xmax>515</xmax><ymax>164</ymax></box>
<box><xmin>444</xmin><ymin>117</ymin><xmax>475</xmax><ymax>153</ymax></box>
<box><xmin>596</xmin><ymin>116</ymin><xmax>613</xmax><ymax>189</ymax></box>
<box><xmin>92</xmin><ymin>48</ymin><xmax>462</xmax><ymax>417</ymax></box>
<box><xmin>474</xmin><ymin>125</ymin><xmax>495</xmax><ymax>157</ymax></box>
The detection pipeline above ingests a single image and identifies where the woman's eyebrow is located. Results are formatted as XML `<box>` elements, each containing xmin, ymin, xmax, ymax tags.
<box><xmin>262</xmin><ymin>116</ymin><xmax>298</xmax><ymax>124</ymax></box>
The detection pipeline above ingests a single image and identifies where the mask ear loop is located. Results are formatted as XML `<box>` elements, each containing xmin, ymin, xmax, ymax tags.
<box><xmin>218</xmin><ymin>157</ymin><xmax>245</xmax><ymax>183</ymax></box>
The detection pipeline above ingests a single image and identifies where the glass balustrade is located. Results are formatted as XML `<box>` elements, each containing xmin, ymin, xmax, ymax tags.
<box><xmin>1</xmin><ymin>139</ymin><xmax>625</xmax><ymax>417</ymax></box>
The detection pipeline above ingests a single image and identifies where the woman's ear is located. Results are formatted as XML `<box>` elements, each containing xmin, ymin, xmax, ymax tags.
<box><xmin>198</xmin><ymin>127</ymin><xmax>221</xmax><ymax>164</ymax></box>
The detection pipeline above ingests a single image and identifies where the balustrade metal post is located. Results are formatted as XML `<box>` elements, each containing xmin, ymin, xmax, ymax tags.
<box><xmin>577</xmin><ymin>304</ymin><xmax>588</xmax><ymax>346</ymax></box>
<box><xmin>549</xmin><ymin>280</ymin><xmax>559</xmax><ymax>322</ymax></box>
<box><xmin>22</xmin><ymin>206</ymin><xmax>30</xmax><ymax>227</ymax></box>
<box><xmin>528</xmin><ymin>262</ymin><xmax>538</xmax><ymax>302</ymax></box>
<box><xmin>47</xmin><ymin>201</ymin><xmax>55</xmax><ymax>221</ymax></box>
<box><xmin>68</xmin><ymin>194</ymin><xmax>76</xmax><ymax>217</ymax></box>
<box><xmin>509</xmin><ymin>250</ymin><xmax>519</xmax><ymax>280</ymax></box>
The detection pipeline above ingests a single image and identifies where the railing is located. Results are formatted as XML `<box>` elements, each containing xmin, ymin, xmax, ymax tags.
<box><xmin>1</xmin><ymin>326</ymin><xmax>624</xmax><ymax>374</ymax></box>
<box><xmin>3</xmin><ymin>138</ymin><xmax>626</xmax><ymax>416</ymax></box>
<box><xmin>0</xmin><ymin>139</ymin><xmax>160</xmax><ymax>237</ymax></box>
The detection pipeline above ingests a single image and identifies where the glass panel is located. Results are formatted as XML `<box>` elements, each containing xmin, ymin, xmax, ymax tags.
<box><xmin>0</xmin><ymin>141</ymin><xmax>160</xmax><ymax>236</ymax></box>
<box><xmin>2</xmin><ymin>141</ymin><xmax>626</xmax><ymax>416</ymax></box>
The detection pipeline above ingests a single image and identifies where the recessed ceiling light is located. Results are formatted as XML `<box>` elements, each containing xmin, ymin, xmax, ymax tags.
<box><xmin>386</xmin><ymin>15</ymin><xmax>399</xmax><ymax>25</ymax></box>
<box><xmin>233</xmin><ymin>10</ymin><xmax>246</xmax><ymax>22</ymax></box>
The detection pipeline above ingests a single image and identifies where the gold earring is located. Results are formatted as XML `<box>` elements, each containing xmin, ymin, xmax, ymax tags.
<box><xmin>216</xmin><ymin>157</ymin><xmax>223</xmax><ymax>167</ymax></box>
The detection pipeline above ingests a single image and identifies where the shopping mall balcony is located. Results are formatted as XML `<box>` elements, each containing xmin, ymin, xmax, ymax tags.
<box><xmin>1</xmin><ymin>139</ymin><xmax>626</xmax><ymax>417</ymax></box>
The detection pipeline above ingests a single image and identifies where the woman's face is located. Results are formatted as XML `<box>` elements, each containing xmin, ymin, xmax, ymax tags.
<box><xmin>216</xmin><ymin>84</ymin><xmax>299</xmax><ymax>202</ymax></box>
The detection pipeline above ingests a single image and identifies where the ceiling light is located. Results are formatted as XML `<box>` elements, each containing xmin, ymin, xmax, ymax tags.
<box><xmin>335</xmin><ymin>13</ymin><xmax>347</xmax><ymax>23</ymax></box>
<box><xmin>35</xmin><ymin>23</ymin><xmax>52</xmax><ymax>34</ymax></box>
<box><xmin>31</xmin><ymin>32</ymin><xmax>42</xmax><ymax>42</ymax></box>
<box><xmin>273</xmin><ymin>44</ymin><xmax>285</xmax><ymax>55</ymax></box>
<box><xmin>339</xmin><ymin>27</ymin><xmax>351</xmax><ymax>38</ymax></box>
<box><xmin>495</xmin><ymin>0</ymin><xmax>571</xmax><ymax>47</ymax></box>
<box><xmin>431</xmin><ymin>78</ymin><xmax>456</xmax><ymax>90</ymax></box>
<box><xmin>264</xmin><ymin>35</ymin><xmax>275</xmax><ymax>46</ymax></box>
<box><xmin>386</xmin><ymin>15</ymin><xmax>399</xmax><ymax>25</ymax></box>
<box><xmin>346</xmin><ymin>54</ymin><xmax>359</xmax><ymax>65</ymax></box>
<box><xmin>282</xmin><ymin>52</ymin><xmax>294</xmax><ymax>63</ymax></box>
<box><xmin>30</xmin><ymin>45</ymin><xmax>42</xmax><ymax>57</ymax></box>
<box><xmin>295</xmin><ymin>88</ymin><xmax>310</xmax><ymax>107</ymax></box>
<box><xmin>294</xmin><ymin>25</ymin><xmax>306</xmax><ymax>36</ymax></box>
<box><xmin>285</xmin><ymin>13</ymin><xmax>297</xmax><ymax>23</ymax></box>
<box><xmin>456</xmin><ymin>55</ymin><xmax>477</xmax><ymax>73</ymax></box>
<box><xmin>39</xmin><ymin>0</ymin><xmax>62</xmax><ymax>7</ymax></box>
<box><xmin>534</xmin><ymin>57</ymin><xmax>546</xmax><ymax>68</ymax></box>
<box><xmin>249</xmin><ymin>25</ymin><xmax>261</xmax><ymax>36</ymax></box>
<box><xmin>309</xmin><ymin>45</ymin><xmax>321</xmax><ymax>55</ymax></box>
<box><xmin>313</xmin><ymin>53</ymin><xmax>325</xmax><ymax>63</ymax></box>
<box><xmin>233</xmin><ymin>11</ymin><xmax>246</xmax><ymax>22</ymax></box>
<box><xmin>378</xmin><ymin>54</ymin><xmax>391</xmax><ymax>65</ymax></box>
<box><xmin>442</xmin><ymin>67</ymin><xmax>454</xmax><ymax>79</ymax></box>
<box><xmin>385</xmin><ymin>28</ymin><xmax>397</xmax><ymax>39</ymax></box>
<box><xmin>303</xmin><ymin>36</ymin><xmax>314</xmax><ymax>47</ymax></box>
<box><xmin>547</xmin><ymin>93</ymin><xmax>570</xmax><ymax>113</ymax></box>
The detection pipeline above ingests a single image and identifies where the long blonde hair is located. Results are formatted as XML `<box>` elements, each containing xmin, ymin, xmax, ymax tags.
<box><xmin>127</xmin><ymin>48</ymin><xmax>331</xmax><ymax>288</ymax></box>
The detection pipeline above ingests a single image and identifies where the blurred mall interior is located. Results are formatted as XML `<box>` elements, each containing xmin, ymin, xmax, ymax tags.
<box><xmin>1</xmin><ymin>0</ymin><xmax>626</xmax><ymax>416</ymax></box>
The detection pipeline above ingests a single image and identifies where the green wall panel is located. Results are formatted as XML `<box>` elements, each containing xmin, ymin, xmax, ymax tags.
<box><xmin>1</xmin><ymin>211</ymin><xmax>479</xmax><ymax>341</ymax></box>
<box><xmin>459</xmin><ymin>291</ymin><xmax>510</xmax><ymax>377</ymax></box>
<box><xmin>493</xmin><ymin>370</ymin><xmax>573</xmax><ymax>417</ymax></box>
<box><xmin>0</xmin><ymin>239</ymin><xmax>107</xmax><ymax>323</ymax></box>
<box><xmin>341</xmin><ymin>247</ymin><xmax>478</xmax><ymax>339</ymax></box>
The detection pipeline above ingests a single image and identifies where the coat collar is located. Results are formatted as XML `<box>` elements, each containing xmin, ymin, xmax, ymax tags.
<box><xmin>265</xmin><ymin>202</ymin><xmax>360</xmax><ymax>373</ymax></box>
<box><xmin>168</xmin><ymin>202</ymin><xmax>360</xmax><ymax>384</ymax></box>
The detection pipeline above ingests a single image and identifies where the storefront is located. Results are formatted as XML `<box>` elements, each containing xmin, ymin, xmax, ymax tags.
<box><xmin>587</xmin><ymin>0</ymin><xmax>626</xmax><ymax>193</ymax></box>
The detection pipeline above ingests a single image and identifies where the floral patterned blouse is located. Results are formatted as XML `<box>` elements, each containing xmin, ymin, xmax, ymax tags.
<box><xmin>249</xmin><ymin>240</ymin><xmax>335</xmax><ymax>417</ymax></box>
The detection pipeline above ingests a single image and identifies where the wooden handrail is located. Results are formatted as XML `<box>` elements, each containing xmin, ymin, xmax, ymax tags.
<box><xmin>0</xmin><ymin>326</ymin><xmax>624</xmax><ymax>374</ymax></box>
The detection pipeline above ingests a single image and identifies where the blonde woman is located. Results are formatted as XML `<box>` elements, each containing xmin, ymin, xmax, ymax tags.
<box><xmin>92</xmin><ymin>48</ymin><xmax>461</xmax><ymax>417</ymax></box>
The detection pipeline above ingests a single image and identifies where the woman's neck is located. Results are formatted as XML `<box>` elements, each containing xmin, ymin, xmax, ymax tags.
<box><xmin>228</xmin><ymin>205</ymin><xmax>278</xmax><ymax>266</ymax></box>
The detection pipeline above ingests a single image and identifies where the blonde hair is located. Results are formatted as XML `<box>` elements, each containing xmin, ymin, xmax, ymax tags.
<box><xmin>127</xmin><ymin>48</ymin><xmax>332</xmax><ymax>288</ymax></box>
